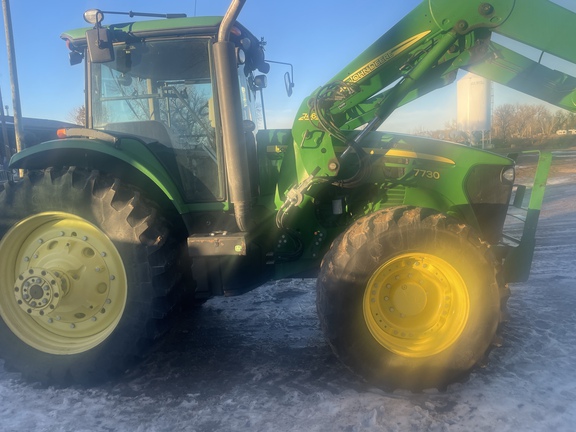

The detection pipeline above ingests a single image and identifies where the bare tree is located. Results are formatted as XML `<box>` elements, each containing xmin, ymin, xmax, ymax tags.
<box><xmin>68</xmin><ymin>105</ymin><xmax>86</xmax><ymax>126</ymax></box>
<box><xmin>535</xmin><ymin>105</ymin><xmax>554</xmax><ymax>136</ymax></box>
<box><xmin>492</xmin><ymin>104</ymin><xmax>516</xmax><ymax>142</ymax></box>
<box><xmin>514</xmin><ymin>104</ymin><xmax>538</xmax><ymax>138</ymax></box>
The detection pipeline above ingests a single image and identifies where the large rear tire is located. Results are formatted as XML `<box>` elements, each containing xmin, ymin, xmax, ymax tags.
<box><xmin>0</xmin><ymin>167</ymin><xmax>183</xmax><ymax>385</ymax></box>
<box><xmin>317</xmin><ymin>207</ymin><xmax>505</xmax><ymax>391</ymax></box>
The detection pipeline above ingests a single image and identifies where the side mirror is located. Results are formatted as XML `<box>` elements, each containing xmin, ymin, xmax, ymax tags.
<box><xmin>284</xmin><ymin>71</ymin><xmax>294</xmax><ymax>97</ymax></box>
<box><xmin>266</xmin><ymin>60</ymin><xmax>295</xmax><ymax>97</ymax></box>
<box><xmin>83</xmin><ymin>9</ymin><xmax>114</xmax><ymax>63</ymax></box>
<box><xmin>85</xmin><ymin>28</ymin><xmax>115</xmax><ymax>63</ymax></box>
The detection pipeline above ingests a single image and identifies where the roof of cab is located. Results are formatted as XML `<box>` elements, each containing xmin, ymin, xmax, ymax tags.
<box><xmin>61</xmin><ymin>16</ymin><xmax>226</xmax><ymax>46</ymax></box>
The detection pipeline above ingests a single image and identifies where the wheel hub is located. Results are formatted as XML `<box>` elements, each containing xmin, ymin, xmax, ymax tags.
<box><xmin>0</xmin><ymin>212</ymin><xmax>128</xmax><ymax>355</ymax></box>
<box><xmin>363</xmin><ymin>253</ymin><xmax>470</xmax><ymax>357</ymax></box>
<box><xmin>13</xmin><ymin>268</ymin><xmax>63</xmax><ymax>317</ymax></box>
<box><xmin>392</xmin><ymin>283</ymin><xmax>427</xmax><ymax>316</ymax></box>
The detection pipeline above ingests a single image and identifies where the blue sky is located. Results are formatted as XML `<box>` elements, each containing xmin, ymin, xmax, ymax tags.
<box><xmin>0</xmin><ymin>0</ymin><xmax>575</xmax><ymax>133</ymax></box>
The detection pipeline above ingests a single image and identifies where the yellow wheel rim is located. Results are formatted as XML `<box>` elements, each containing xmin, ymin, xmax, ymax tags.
<box><xmin>0</xmin><ymin>212</ymin><xmax>127</xmax><ymax>355</ymax></box>
<box><xmin>363</xmin><ymin>253</ymin><xmax>469</xmax><ymax>358</ymax></box>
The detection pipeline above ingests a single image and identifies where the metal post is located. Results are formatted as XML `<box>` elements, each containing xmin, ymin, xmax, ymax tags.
<box><xmin>2</xmin><ymin>0</ymin><xmax>25</xmax><ymax>159</ymax></box>
<box><xmin>0</xmin><ymin>86</ymin><xmax>10</xmax><ymax>164</ymax></box>
<box><xmin>259</xmin><ymin>88</ymin><xmax>267</xmax><ymax>130</ymax></box>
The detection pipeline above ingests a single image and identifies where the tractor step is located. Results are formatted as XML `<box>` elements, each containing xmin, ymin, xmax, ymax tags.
<box><xmin>187</xmin><ymin>232</ymin><xmax>247</xmax><ymax>257</ymax></box>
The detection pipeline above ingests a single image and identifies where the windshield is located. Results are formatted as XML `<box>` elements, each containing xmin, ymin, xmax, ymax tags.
<box><xmin>89</xmin><ymin>38</ymin><xmax>223</xmax><ymax>202</ymax></box>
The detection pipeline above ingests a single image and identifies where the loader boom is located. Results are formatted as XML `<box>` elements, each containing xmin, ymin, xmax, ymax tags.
<box><xmin>290</xmin><ymin>0</ymin><xmax>576</xmax><ymax>181</ymax></box>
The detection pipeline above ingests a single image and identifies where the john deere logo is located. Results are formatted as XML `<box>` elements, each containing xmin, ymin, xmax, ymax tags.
<box><xmin>344</xmin><ymin>31</ymin><xmax>430</xmax><ymax>83</ymax></box>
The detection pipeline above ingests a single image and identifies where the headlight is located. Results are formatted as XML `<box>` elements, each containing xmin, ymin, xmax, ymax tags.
<box><xmin>236</xmin><ymin>47</ymin><xmax>246</xmax><ymax>65</ymax></box>
<box><xmin>84</xmin><ymin>9</ymin><xmax>104</xmax><ymax>25</ymax></box>
<box><xmin>501</xmin><ymin>166</ymin><xmax>515</xmax><ymax>184</ymax></box>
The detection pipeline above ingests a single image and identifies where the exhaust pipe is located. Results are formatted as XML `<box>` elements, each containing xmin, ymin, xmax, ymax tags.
<box><xmin>218</xmin><ymin>0</ymin><xmax>246</xmax><ymax>42</ymax></box>
<box><xmin>214</xmin><ymin>0</ymin><xmax>251</xmax><ymax>231</ymax></box>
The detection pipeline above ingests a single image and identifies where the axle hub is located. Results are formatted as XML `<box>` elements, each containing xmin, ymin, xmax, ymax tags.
<box><xmin>13</xmin><ymin>268</ymin><xmax>65</xmax><ymax>317</ymax></box>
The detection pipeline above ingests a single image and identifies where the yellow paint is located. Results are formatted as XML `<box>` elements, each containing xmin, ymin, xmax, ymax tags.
<box><xmin>384</xmin><ymin>149</ymin><xmax>455</xmax><ymax>165</ymax></box>
<box><xmin>363</xmin><ymin>252</ymin><xmax>470</xmax><ymax>358</ymax></box>
<box><xmin>344</xmin><ymin>31</ymin><xmax>431</xmax><ymax>83</ymax></box>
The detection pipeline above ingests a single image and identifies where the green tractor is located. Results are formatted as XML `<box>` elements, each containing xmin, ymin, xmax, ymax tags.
<box><xmin>0</xmin><ymin>0</ymin><xmax>571</xmax><ymax>390</ymax></box>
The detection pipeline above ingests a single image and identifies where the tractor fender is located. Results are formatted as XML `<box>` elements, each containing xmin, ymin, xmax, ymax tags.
<box><xmin>8</xmin><ymin>138</ymin><xmax>186</xmax><ymax>214</ymax></box>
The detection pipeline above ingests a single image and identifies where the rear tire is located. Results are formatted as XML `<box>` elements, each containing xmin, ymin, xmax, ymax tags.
<box><xmin>317</xmin><ymin>207</ymin><xmax>504</xmax><ymax>391</ymax></box>
<box><xmin>0</xmin><ymin>167</ymin><xmax>184</xmax><ymax>385</ymax></box>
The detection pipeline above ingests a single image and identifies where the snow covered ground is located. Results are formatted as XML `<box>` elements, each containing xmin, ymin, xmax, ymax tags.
<box><xmin>1</xmin><ymin>153</ymin><xmax>576</xmax><ymax>432</ymax></box>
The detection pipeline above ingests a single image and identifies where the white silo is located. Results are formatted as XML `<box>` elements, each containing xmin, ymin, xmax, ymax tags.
<box><xmin>457</xmin><ymin>72</ymin><xmax>492</xmax><ymax>148</ymax></box>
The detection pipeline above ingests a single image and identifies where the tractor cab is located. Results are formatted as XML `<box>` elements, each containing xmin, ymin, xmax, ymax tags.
<box><xmin>62</xmin><ymin>10</ymin><xmax>268</xmax><ymax>204</ymax></box>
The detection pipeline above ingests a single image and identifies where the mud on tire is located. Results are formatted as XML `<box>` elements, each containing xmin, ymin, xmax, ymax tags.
<box><xmin>317</xmin><ymin>206</ymin><xmax>506</xmax><ymax>392</ymax></box>
<box><xmin>0</xmin><ymin>167</ymin><xmax>185</xmax><ymax>386</ymax></box>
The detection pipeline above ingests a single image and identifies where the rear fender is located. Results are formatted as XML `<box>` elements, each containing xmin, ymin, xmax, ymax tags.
<box><xmin>9</xmin><ymin>138</ymin><xmax>187</xmax><ymax>214</ymax></box>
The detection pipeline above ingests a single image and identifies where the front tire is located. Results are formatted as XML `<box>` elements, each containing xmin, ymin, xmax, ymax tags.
<box><xmin>0</xmin><ymin>167</ymin><xmax>183</xmax><ymax>385</ymax></box>
<box><xmin>317</xmin><ymin>207</ymin><xmax>504</xmax><ymax>391</ymax></box>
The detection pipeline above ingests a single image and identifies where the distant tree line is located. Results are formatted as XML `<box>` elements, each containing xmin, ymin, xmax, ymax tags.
<box><xmin>492</xmin><ymin>103</ymin><xmax>576</xmax><ymax>142</ymax></box>
<box><xmin>416</xmin><ymin>103</ymin><xmax>576</xmax><ymax>149</ymax></box>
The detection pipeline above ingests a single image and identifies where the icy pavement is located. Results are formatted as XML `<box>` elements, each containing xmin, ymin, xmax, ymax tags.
<box><xmin>1</xmin><ymin>156</ymin><xmax>576</xmax><ymax>432</ymax></box>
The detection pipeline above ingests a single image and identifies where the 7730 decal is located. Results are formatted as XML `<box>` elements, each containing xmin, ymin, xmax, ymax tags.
<box><xmin>413</xmin><ymin>169</ymin><xmax>440</xmax><ymax>180</ymax></box>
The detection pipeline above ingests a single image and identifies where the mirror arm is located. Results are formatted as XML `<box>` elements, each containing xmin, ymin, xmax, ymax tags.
<box><xmin>265</xmin><ymin>60</ymin><xmax>295</xmax><ymax>97</ymax></box>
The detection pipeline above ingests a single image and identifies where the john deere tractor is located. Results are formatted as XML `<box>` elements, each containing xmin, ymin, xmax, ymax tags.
<box><xmin>0</xmin><ymin>0</ymin><xmax>571</xmax><ymax>390</ymax></box>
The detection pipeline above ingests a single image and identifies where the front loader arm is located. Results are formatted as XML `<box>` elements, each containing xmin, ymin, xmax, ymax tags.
<box><xmin>494</xmin><ymin>0</ymin><xmax>576</xmax><ymax>65</ymax></box>
<box><xmin>288</xmin><ymin>0</ymin><xmax>576</xmax><ymax>184</ymax></box>
<box><xmin>465</xmin><ymin>41</ymin><xmax>576</xmax><ymax>111</ymax></box>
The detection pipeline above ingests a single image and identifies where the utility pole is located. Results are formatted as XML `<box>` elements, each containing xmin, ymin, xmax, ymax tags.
<box><xmin>2</xmin><ymin>0</ymin><xmax>25</xmax><ymax>160</ymax></box>
<box><xmin>0</xmin><ymin>86</ymin><xmax>10</xmax><ymax>165</ymax></box>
